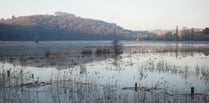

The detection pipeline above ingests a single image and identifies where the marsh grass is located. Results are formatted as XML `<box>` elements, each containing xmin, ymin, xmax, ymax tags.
<box><xmin>81</xmin><ymin>49</ymin><xmax>93</xmax><ymax>55</ymax></box>
<box><xmin>1</xmin><ymin>46</ymin><xmax>209</xmax><ymax>103</ymax></box>
<box><xmin>1</xmin><ymin>63</ymin><xmax>209</xmax><ymax>103</ymax></box>
<box><xmin>95</xmin><ymin>48</ymin><xmax>111</xmax><ymax>56</ymax></box>
<box><xmin>129</xmin><ymin>46</ymin><xmax>209</xmax><ymax>56</ymax></box>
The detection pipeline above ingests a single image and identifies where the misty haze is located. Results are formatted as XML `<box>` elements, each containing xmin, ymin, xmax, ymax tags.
<box><xmin>0</xmin><ymin>0</ymin><xmax>209</xmax><ymax>103</ymax></box>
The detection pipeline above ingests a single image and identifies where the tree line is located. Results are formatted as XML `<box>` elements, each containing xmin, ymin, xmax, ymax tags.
<box><xmin>136</xmin><ymin>27</ymin><xmax>209</xmax><ymax>41</ymax></box>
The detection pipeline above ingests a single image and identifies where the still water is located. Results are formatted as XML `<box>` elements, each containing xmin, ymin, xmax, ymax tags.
<box><xmin>0</xmin><ymin>41</ymin><xmax>209</xmax><ymax>103</ymax></box>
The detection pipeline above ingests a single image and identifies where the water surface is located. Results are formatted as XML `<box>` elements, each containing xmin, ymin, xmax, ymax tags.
<box><xmin>0</xmin><ymin>41</ymin><xmax>209</xmax><ymax>103</ymax></box>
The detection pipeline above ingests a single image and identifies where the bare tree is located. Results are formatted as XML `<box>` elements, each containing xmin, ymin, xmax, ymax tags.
<box><xmin>12</xmin><ymin>15</ymin><xmax>15</xmax><ymax>19</ymax></box>
<box><xmin>111</xmin><ymin>40</ymin><xmax>123</xmax><ymax>56</ymax></box>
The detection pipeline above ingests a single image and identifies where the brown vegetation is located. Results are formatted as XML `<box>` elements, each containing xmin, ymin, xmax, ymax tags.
<box><xmin>81</xmin><ymin>49</ymin><xmax>93</xmax><ymax>55</ymax></box>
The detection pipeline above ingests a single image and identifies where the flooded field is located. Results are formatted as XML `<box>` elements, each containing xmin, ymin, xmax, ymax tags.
<box><xmin>0</xmin><ymin>41</ymin><xmax>209</xmax><ymax>103</ymax></box>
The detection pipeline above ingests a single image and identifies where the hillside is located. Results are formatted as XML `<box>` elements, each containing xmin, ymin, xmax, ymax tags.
<box><xmin>0</xmin><ymin>12</ymin><xmax>136</xmax><ymax>41</ymax></box>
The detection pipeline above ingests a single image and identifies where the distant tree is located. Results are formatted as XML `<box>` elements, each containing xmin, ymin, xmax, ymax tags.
<box><xmin>12</xmin><ymin>15</ymin><xmax>15</xmax><ymax>19</ymax></box>
<box><xmin>111</xmin><ymin>40</ymin><xmax>123</xmax><ymax>68</ymax></box>
<box><xmin>0</xmin><ymin>18</ymin><xmax>4</xmax><ymax>21</ymax></box>
<box><xmin>191</xmin><ymin>28</ymin><xmax>194</xmax><ymax>40</ymax></box>
<box><xmin>175</xmin><ymin>26</ymin><xmax>179</xmax><ymax>41</ymax></box>
<box><xmin>201</xmin><ymin>27</ymin><xmax>209</xmax><ymax>40</ymax></box>
<box><xmin>112</xmin><ymin>40</ymin><xmax>123</xmax><ymax>56</ymax></box>
<box><xmin>181</xmin><ymin>27</ymin><xmax>190</xmax><ymax>40</ymax></box>
<box><xmin>163</xmin><ymin>32</ymin><xmax>175</xmax><ymax>41</ymax></box>
<box><xmin>202</xmin><ymin>27</ymin><xmax>209</xmax><ymax>35</ymax></box>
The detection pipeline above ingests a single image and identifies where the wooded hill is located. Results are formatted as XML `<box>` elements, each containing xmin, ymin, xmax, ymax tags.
<box><xmin>0</xmin><ymin>12</ymin><xmax>136</xmax><ymax>41</ymax></box>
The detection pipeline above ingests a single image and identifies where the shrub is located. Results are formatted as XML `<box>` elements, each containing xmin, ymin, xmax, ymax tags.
<box><xmin>45</xmin><ymin>50</ymin><xmax>51</xmax><ymax>57</ymax></box>
<box><xmin>112</xmin><ymin>40</ymin><xmax>123</xmax><ymax>55</ymax></box>
<box><xmin>95</xmin><ymin>48</ymin><xmax>110</xmax><ymax>55</ymax></box>
<box><xmin>81</xmin><ymin>49</ymin><xmax>93</xmax><ymax>55</ymax></box>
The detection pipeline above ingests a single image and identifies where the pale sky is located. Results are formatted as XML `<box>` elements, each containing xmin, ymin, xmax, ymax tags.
<box><xmin>0</xmin><ymin>0</ymin><xmax>209</xmax><ymax>30</ymax></box>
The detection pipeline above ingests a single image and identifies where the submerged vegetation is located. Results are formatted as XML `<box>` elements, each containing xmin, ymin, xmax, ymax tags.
<box><xmin>81</xmin><ymin>49</ymin><xmax>93</xmax><ymax>55</ymax></box>
<box><xmin>95</xmin><ymin>48</ymin><xmax>111</xmax><ymax>55</ymax></box>
<box><xmin>1</xmin><ymin>54</ymin><xmax>209</xmax><ymax>103</ymax></box>
<box><xmin>0</xmin><ymin>41</ymin><xmax>209</xmax><ymax>103</ymax></box>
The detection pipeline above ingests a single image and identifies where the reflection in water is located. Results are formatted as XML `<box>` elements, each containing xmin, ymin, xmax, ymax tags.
<box><xmin>0</xmin><ymin>41</ymin><xmax>209</xmax><ymax>103</ymax></box>
<box><xmin>202</xmin><ymin>50</ymin><xmax>209</xmax><ymax>56</ymax></box>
